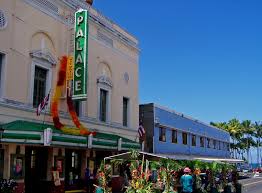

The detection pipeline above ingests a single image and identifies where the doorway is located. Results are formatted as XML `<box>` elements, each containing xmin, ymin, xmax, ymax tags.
<box><xmin>0</xmin><ymin>148</ymin><xmax>4</xmax><ymax>178</ymax></box>
<box><xmin>25</xmin><ymin>147</ymin><xmax>48</xmax><ymax>193</ymax></box>
<box><xmin>65</xmin><ymin>149</ymin><xmax>82</xmax><ymax>190</ymax></box>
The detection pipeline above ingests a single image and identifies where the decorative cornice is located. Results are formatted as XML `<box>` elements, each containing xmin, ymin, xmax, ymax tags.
<box><xmin>97</xmin><ymin>75</ymin><xmax>113</xmax><ymax>88</ymax></box>
<box><xmin>30</xmin><ymin>49</ymin><xmax>57</xmax><ymax>65</ymax></box>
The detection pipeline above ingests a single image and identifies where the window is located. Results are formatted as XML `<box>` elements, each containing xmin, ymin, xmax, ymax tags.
<box><xmin>192</xmin><ymin>135</ymin><xmax>196</xmax><ymax>146</ymax></box>
<box><xmin>218</xmin><ymin>141</ymin><xmax>221</xmax><ymax>150</ymax></box>
<box><xmin>99</xmin><ymin>89</ymin><xmax>108</xmax><ymax>122</ymax></box>
<box><xmin>123</xmin><ymin>97</ymin><xmax>129</xmax><ymax>126</ymax></box>
<box><xmin>200</xmin><ymin>137</ymin><xmax>205</xmax><ymax>147</ymax></box>
<box><xmin>182</xmin><ymin>132</ymin><xmax>187</xmax><ymax>145</ymax></box>
<box><xmin>0</xmin><ymin>53</ymin><xmax>3</xmax><ymax>92</ymax></box>
<box><xmin>33</xmin><ymin>66</ymin><xmax>47</xmax><ymax>107</ymax></box>
<box><xmin>213</xmin><ymin>140</ymin><xmax>216</xmax><ymax>149</ymax></box>
<box><xmin>172</xmin><ymin>130</ymin><xmax>177</xmax><ymax>143</ymax></box>
<box><xmin>207</xmin><ymin>138</ymin><xmax>210</xmax><ymax>148</ymax></box>
<box><xmin>227</xmin><ymin>143</ymin><xmax>230</xmax><ymax>151</ymax></box>
<box><xmin>159</xmin><ymin>127</ymin><xmax>166</xmax><ymax>142</ymax></box>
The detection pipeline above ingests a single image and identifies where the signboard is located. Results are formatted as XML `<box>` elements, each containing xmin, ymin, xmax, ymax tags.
<box><xmin>66</xmin><ymin>56</ymin><xmax>74</xmax><ymax>97</ymax></box>
<box><xmin>73</xmin><ymin>9</ymin><xmax>88</xmax><ymax>100</ymax></box>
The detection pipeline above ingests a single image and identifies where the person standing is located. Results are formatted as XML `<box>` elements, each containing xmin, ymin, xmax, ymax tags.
<box><xmin>180</xmin><ymin>167</ymin><xmax>193</xmax><ymax>193</ymax></box>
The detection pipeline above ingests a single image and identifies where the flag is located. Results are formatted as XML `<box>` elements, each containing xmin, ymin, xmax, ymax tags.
<box><xmin>138</xmin><ymin>121</ymin><xmax>145</xmax><ymax>141</ymax></box>
<box><xmin>36</xmin><ymin>93</ymin><xmax>50</xmax><ymax>116</ymax></box>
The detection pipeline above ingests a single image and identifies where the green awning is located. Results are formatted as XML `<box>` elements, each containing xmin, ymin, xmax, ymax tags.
<box><xmin>0</xmin><ymin>120</ymin><xmax>140</xmax><ymax>150</ymax></box>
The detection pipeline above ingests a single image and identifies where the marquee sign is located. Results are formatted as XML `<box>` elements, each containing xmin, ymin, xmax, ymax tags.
<box><xmin>73</xmin><ymin>9</ymin><xmax>88</xmax><ymax>100</ymax></box>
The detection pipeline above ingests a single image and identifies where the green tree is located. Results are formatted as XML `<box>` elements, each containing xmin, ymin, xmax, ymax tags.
<box><xmin>253</xmin><ymin>122</ymin><xmax>262</xmax><ymax>166</ymax></box>
<box><xmin>241</xmin><ymin>120</ymin><xmax>256</xmax><ymax>164</ymax></box>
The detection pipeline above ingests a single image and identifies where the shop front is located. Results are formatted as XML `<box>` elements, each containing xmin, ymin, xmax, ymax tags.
<box><xmin>0</xmin><ymin>120</ymin><xmax>140</xmax><ymax>193</ymax></box>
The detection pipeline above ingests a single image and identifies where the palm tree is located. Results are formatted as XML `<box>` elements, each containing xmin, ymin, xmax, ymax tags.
<box><xmin>254</xmin><ymin>122</ymin><xmax>262</xmax><ymax>167</ymax></box>
<box><xmin>211</xmin><ymin>119</ymin><xmax>242</xmax><ymax>158</ymax></box>
<box><xmin>241</xmin><ymin>120</ymin><xmax>256</xmax><ymax>164</ymax></box>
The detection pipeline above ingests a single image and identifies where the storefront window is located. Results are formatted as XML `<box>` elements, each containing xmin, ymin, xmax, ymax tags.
<box><xmin>65</xmin><ymin>150</ymin><xmax>81</xmax><ymax>187</ymax></box>
<box><xmin>10</xmin><ymin>154</ymin><xmax>25</xmax><ymax>179</ymax></box>
<box><xmin>0</xmin><ymin>149</ymin><xmax>4</xmax><ymax>178</ymax></box>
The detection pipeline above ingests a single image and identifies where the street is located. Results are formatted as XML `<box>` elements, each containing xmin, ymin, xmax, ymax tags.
<box><xmin>239</xmin><ymin>175</ymin><xmax>262</xmax><ymax>193</ymax></box>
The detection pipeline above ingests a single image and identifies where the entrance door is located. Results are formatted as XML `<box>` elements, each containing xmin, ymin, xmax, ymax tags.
<box><xmin>25</xmin><ymin>147</ymin><xmax>48</xmax><ymax>193</ymax></box>
<box><xmin>65</xmin><ymin>150</ymin><xmax>82</xmax><ymax>190</ymax></box>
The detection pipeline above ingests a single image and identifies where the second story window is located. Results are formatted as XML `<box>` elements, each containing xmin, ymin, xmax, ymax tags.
<box><xmin>192</xmin><ymin>135</ymin><xmax>196</xmax><ymax>146</ymax></box>
<box><xmin>73</xmin><ymin>101</ymin><xmax>81</xmax><ymax>116</ymax></box>
<box><xmin>172</xmin><ymin>130</ymin><xmax>177</xmax><ymax>143</ymax></box>
<box><xmin>213</xmin><ymin>140</ymin><xmax>216</xmax><ymax>149</ymax></box>
<box><xmin>123</xmin><ymin>97</ymin><xmax>129</xmax><ymax>126</ymax></box>
<box><xmin>182</xmin><ymin>132</ymin><xmax>187</xmax><ymax>145</ymax></box>
<box><xmin>159</xmin><ymin>127</ymin><xmax>166</xmax><ymax>142</ymax></box>
<box><xmin>218</xmin><ymin>141</ymin><xmax>221</xmax><ymax>150</ymax></box>
<box><xmin>207</xmin><ymin>138</ymin><xmax>210</xmax><ymax>148</ymax></box>
<box><xmin>0</xmin><ymin>53</ymin><xmax>3</xmax><ymax>95</ymax></box>
<box><xmin>200</xmin><ymin>137</ymin><xmax>205</xmax><ymax>147</ymax></box>
<box><xmin>99</xmin><ymin>89</ymin><xmax>108</xmax><ymax>122</ymax></box>
<box><xmin>33</xmin><ymin>66</ymin><xmax>47</xmax><ymax>108</ymax></box>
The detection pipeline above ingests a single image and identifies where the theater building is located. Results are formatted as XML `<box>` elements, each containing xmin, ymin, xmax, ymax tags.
<box><xmin>140</xmin><ymin>103</ymin><xmax>231</xmax><ymax>159</ymax></box>
<box><xmin>0</xmin><ymin>0</ymin><xmax>140</xmax><ymax>192</ymax></box>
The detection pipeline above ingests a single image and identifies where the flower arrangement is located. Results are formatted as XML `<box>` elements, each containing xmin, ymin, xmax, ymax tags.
<box><xmin>0</xmin><ymin>179</ymin><xmax>17</xmax><ymax>193</ymax></box>
<box><xmin>51</xmin><ymin>56</ymin><xmax>95</xmax><ymax>136</ymax></box>
<box><xmin>96</xmin><ymin>163</ymin><xmax>112</xmax><ymax>193</ymax></box>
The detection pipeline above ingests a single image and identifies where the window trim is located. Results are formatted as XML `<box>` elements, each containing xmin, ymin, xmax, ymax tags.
<box><xmin>29</xmin><ymin>58</ymin><xmax>52</xmax><ymax>108</ymax></box>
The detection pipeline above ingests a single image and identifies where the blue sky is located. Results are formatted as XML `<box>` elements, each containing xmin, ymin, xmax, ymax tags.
<box><xmin>94</xmin><ymin>0</ymin><xmax>262</xmax><ymax>124</ymax></box>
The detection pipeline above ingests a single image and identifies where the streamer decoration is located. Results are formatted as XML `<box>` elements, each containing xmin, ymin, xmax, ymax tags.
<box><xmin>51</xmin><ymin>56</ymin><xmax>95</xmax><ymax>136</ymax></box>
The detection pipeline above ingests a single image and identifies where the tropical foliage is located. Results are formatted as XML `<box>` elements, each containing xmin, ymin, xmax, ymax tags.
<box><xmin>101</xmin><ymin>151</ymin><xmax>238</xmax><ymax>193</ymax></box>
<box><xmin>211</xmin><ymin>119</ymin><xmax>262</xmax><ymax>164</ymax></box>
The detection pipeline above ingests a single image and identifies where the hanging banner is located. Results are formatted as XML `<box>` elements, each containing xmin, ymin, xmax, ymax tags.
<box><xmin>73</xmin><ymin>9</ymin><xmax>88</xmax><ymax>100</ymax></box>
<box><xmin>67</xmin><ymin>56</ymin><xmax>74</xmax><ymax>97</ymax></box>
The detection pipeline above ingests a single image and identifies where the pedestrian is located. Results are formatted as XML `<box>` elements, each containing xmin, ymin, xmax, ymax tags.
<box><xmin>180</xmin><ymin>167</ymin><xmax>193</xmax><ymax>193</ymax></box>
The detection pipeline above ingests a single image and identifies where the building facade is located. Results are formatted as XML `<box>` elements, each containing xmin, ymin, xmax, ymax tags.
<box><xmin>0</xmin><ymin>0</ymin><xmax>140</xmax><ymax>192</ymax></box>
<box><xmin>140</xmin><ymin>103</ymin><xmax>230</xmax><ymax>159</ymax></box>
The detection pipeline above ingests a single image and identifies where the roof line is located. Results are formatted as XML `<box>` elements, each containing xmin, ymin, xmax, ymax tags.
<box><xmin>141</xmin><ymin>103</ymin><xmax>229</xmax><ymax>134</ymax></box>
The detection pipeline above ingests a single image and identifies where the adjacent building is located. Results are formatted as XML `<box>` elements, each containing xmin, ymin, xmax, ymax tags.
<box><xmin>0</xmin><ymin>0</ymin><xmax>140</xmax><ymax>192</ymax></box>
<box><xmin>140</xmin><ymin>103</ymin><xmax>231</xmax><ymax>159</ymax></box>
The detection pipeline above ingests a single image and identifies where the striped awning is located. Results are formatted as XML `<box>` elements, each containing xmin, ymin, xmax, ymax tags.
<box><xmin>0</xmin><ymin>120</ymin><xmax>140</xmax><ymax>150</ymax></box>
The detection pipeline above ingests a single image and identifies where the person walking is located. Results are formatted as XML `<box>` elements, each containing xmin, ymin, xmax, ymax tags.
<box><xmin>180</xmin><ymin>167</ymin><xmax>193</xmax><ymax>193</ymax></box>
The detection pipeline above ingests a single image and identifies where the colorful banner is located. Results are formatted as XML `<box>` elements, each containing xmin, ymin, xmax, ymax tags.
<box><xmin>73</xmin><ymin>9</ymin><xmax>88</xmax><ymax>100</ymax></box>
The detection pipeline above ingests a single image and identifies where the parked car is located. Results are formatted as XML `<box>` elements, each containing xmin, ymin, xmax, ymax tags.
<box><xmin>253</xmin><ymin>168</ymin><xmax>262</xmax><ymax>173</ymax></box>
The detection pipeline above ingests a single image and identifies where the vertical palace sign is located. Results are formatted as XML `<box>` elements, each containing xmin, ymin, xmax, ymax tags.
<box><xmin>73</xmin><ymin>9</ymin><xmax>88</xmax><ymax>100</ymax></box>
